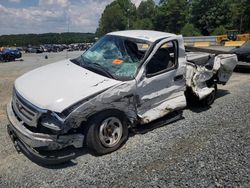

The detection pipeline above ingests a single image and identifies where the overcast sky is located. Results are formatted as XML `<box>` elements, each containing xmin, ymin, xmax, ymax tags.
<box><xmin>0</xmin><ymin>0</ymin><xmax>159</xmax><ymax>35</ymax></box>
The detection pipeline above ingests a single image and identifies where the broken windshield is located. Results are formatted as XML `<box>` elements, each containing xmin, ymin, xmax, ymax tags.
<box><xmin>76</xmin><ymin>35</ymin><xmax>151</xmax><ymax>80</ymax></box>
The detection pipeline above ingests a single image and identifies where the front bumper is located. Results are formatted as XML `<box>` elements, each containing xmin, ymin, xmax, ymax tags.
<box><xmin>7</xmin><ymin>101</ymin><xmax>84</xmax><ymax>150</ymax></box>
<box><xmin>7</xmin><ymin>101</ymin><xmax>84</xmax><ymax>164</ymax></box>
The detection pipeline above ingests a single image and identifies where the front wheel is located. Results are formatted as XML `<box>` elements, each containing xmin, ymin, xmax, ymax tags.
<box><xmin>85</xmin><ymin>110</ymin><xmax>128</xmax><ymax>155</ymax></box>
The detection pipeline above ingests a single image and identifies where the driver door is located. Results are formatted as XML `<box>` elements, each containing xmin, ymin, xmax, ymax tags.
<box><xmin>136</xmin><ymin>37</ymin><xmax>186</xmax><ymax>124</ymax></box>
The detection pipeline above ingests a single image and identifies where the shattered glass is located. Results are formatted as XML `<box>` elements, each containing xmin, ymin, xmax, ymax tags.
<box><xmin>79</xmin><ymin>35</ymin><xmax>151</xmax><ymax>79</ymax></box>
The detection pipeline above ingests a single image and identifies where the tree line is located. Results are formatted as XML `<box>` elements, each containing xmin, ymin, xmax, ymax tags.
<box><xmin>1</xmin><ymin>0</ymin><xmax>249</xmax><ymax>46</ymax></box>
<box><xmin>96</xmin><ymin>0</ymin><xmax>250</xmax><ymax>37</ymax></box>
<box><xmin>0</xmin><ymin>32</ymin><xmax>95</xmax><ymax>47</ymax></box>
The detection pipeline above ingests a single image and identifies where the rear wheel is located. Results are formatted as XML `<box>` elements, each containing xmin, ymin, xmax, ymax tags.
<box><xmin>201</xmin><ymin>83</ymin><xmax>217</xmax><ymax>106</ymax></box>
<box><xmin>85</xmin><ymin>110</ymin><xmax>128</xmax><ymax>155</ymax></box>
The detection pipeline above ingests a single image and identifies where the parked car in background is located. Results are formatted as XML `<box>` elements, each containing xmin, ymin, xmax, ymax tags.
<box><xmin>231</xmin><ymin>40</ymin><xmax>250</xmax><ymax>69</ymax></box>
<box><xmin>231</xmin><ymin>40</ymin><xmax>250</xmax><ymax>62</ymax></box>
<box><xmin>0</xmin><ymin>48</ymin><xmax>22</xmax><ymax>62</ymax></box>
<box><xmin>25</xmin><ymin>46</ymin><xmax>40</xmax><ymax>53</ymax></box>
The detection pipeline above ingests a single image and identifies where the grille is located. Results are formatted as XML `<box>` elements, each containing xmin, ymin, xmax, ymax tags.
<box><xmin>12</xmin><ymin>89</ymin><xmax>42</xmax><ymax>127</ymax></box>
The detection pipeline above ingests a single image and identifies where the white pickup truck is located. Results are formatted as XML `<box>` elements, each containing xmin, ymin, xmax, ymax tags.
<box><xmin>7</xmin><ymin>30</ymin><xmax>237</xmax><ymax>164</ymax></box>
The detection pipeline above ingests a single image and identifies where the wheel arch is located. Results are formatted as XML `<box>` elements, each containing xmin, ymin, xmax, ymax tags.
<box><xmin>79</xmin><ymin>108</ymin><xmax>131</xmax><ymax>133</ymax></box>
<box><xmin>86</xmin><ymin>108</ymin><xmax>129</xmax><ymax>123</ymax></box>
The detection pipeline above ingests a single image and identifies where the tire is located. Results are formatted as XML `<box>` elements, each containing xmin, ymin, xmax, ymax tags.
<box><xmin>184</xmin><ymin>87</ymin><xmax>198</xmax><ymax>106</ymax></box>
<box><xmin>201</xmin><ymin>83</ymin><xmax>217</xmax><ymax>107</ymax></box>
<box><xmin>85</xmin><ymin>110</ymin><xmax>128</xmax><ymax>155</ymax></box>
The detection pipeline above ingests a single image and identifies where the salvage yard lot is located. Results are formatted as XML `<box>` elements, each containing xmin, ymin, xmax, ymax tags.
<box><xmin>0</xmin><ymin>51</ymin><xmax>249</xmax><ymax>187</ymax></box>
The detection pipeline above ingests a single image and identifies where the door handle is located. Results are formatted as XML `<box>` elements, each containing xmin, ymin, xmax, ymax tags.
<box><xmin>174</xmin><ymin>75</ymin><xmax>184</xmax><ymax>81</ymax></box>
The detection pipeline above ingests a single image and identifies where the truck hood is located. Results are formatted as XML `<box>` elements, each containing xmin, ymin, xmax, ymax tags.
<box><xmin>14</xmin><ymin>59</ymin><xmax>121</xmax><ymax>112</ymax></box>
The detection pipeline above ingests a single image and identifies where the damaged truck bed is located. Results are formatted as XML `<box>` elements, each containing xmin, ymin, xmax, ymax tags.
<box><xmin>6</xmin><ymin>30</ymin><xmax>238</xmax><ymax>165</ymax></box>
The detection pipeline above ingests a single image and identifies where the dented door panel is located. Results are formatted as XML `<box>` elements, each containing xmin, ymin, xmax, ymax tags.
<box><xmin>136</xmin><ymin>37</ymin><xmax>187</xmax><ymax>124</ymax></box>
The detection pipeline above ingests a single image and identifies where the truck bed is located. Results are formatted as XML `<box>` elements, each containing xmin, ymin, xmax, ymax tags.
<box><xmin>186</xmin><ymin>52</ymin><xmax>212</xmax><ymax>66</ymax></box>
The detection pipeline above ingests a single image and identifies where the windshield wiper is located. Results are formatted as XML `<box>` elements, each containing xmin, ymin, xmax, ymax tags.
<box><xmin>87</xmin><ymin>63</ymin><xmax>114</xmax><ymax>79</ymax></box>
<box><xmin>80</xmin><ymin>55</ymin><xmax>114</xmax><ymax>79</ymax></box>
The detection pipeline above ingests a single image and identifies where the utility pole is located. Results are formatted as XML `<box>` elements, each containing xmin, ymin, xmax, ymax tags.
<box><xmin>127</xmin><ymin>8</ymin><xmax>130</xmax><ymax>29</ymax></box>
<box><xmin>66</xmin><ymin>10</ymin><xmax>69</xmax><ymax>59</ymax></box>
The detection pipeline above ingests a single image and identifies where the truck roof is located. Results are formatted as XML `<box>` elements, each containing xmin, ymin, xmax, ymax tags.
<box><xmin>107</xmin><ymin>30</ymin><xmax>176</xmax><ymax>43</ymax></box>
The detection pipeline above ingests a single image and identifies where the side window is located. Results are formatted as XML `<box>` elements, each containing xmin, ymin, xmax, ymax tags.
<box><xmin>146</xmin><ymin>40</ymin><xmax>178</xmax><ymax>75</ymax></box>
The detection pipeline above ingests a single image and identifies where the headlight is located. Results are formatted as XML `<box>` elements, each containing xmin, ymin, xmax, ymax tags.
<box><xmin>40</xmin><ymin>113</ymin><xmax>64</xmax><ymax>131</ymax></box>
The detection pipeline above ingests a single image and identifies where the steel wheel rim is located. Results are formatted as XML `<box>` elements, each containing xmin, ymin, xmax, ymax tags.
<box><xmin>99</xmin><ymin>117</ymin><xmax>123</xmax><ymax>148</ymax></box>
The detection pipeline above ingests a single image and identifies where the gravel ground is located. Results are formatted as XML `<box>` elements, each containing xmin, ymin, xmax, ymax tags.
<box><xmin>0</xmin><ymin>52</ymin><xmax>249</xmax><ymax>187</ymax></box>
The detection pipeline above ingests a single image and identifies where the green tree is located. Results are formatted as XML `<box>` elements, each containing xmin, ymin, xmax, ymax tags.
<box><xmin>133</xmin><ymin>0</ymin><xmax>156</xmax><ymax>29</ymax></box>
<box><xmin>180</xmin><ymin>23</ymin><xmax>201</xmax><ymax>36</ymax></box>
<box><xmin>154</xmin><ymin>0</ymin><xmax>188</xmax><ymax>33</ymax></box>
<box><xmin>211</xmin><ymin>26</ymin><xmax>227</xmax><ymax>35</ymax></box>
<box><xmin>133</xmin><ymin>18</ymin><xmax>154</xmax><ymax>30</ymax></box>
<box><xmin>191</xmin><ymin>0</ymin><xmax>230</xmax><ymax>35</ymax></box>
<box><xmin>96</xmin><ymin>0</ymin><xmax>136</xmax><ymax>36</ymax></box>
<box><xmin>241</xmin><ymin>0</ymin><xmax>250</xmax><ymax>32</ymax></box>
<box><xmin>137</xmin><ymin>0</ymin><xmax>155</xmax><ymax>19</ymax></box>
<box><xmin>227</xmin><ymin>0</ymin><xmax>250</xmax><ymax>33</ymax></box>
<box><xmin>95</xmin><ymin>0</ymin><xmax>250</xmax><ymax>37</ymax></box>
<box><xmin>0</xmin><ymin>33</ymin><xmax>95</xmax><ymax>46</ymax></box>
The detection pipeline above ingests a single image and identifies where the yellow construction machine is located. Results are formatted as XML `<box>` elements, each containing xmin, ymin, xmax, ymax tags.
<box><xmin>216</xmin><ymin>30</ymin><xmax>250</xmax><ymax>45</ymax></box>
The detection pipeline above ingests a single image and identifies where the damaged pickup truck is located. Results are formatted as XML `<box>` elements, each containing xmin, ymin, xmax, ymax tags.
<box><xmin>7</xmin><ymin>30</ymin><xmax>237</xmax><ymax>164</ymax></box>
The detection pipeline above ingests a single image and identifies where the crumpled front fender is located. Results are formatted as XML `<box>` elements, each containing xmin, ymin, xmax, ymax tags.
<box><xmin>65</xmin><ymin>80</ymin><xmax>138</xmax><ymax>128</ymax></box>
